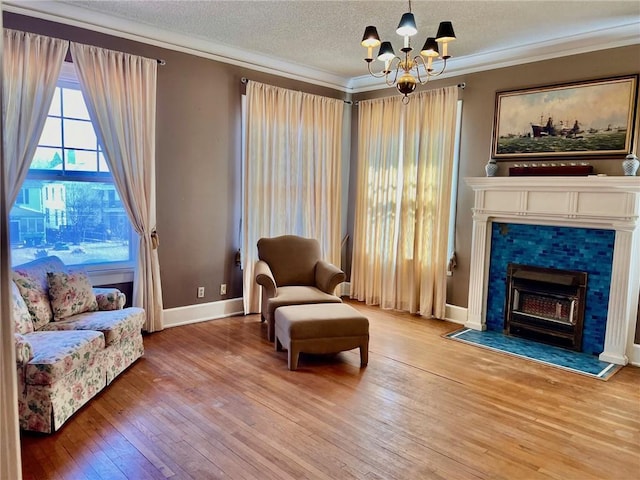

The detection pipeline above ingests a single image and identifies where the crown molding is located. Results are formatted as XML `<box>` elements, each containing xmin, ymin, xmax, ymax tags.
<box><xmin>5</xmin><ymin>2</ymin><xmax>639</xmax><ymax>96</ymax></box>
<box><xmin>3</xmin><ymin>1</ymin><xmax>353</xmax><ymax>93</ymax></box>
<box><xmin>348</xmin><ymin>21</ymin><xmax>640</xmax><ymax>93</ymax></box>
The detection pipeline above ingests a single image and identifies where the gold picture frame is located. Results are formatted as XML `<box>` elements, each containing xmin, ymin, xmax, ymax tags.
<box><xmin>492</xmin><ymin>75</ymin><xmax>638</xmax><ymax>160</ymax></box>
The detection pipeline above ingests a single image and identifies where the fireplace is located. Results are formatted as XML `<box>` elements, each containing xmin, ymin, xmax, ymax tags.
<box><xmin>505</xmin><ymin>263</ymin><xmax>587</xmax><ymax>351</ymax></box>
<box><xmin>464</xmin><ymin>176</ymin><xmax>640</xmax><ymax>365</ymax></box>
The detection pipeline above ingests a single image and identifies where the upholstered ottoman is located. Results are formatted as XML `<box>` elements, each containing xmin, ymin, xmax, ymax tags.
<box><xmin>274</xmin><ymin>303</ymin><xmax>369</xmax><ymax>371</ymax></box>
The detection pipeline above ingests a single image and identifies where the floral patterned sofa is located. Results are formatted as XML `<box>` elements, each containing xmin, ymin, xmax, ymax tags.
<box><xmin>11</xmin><ymin>256</ymin><xmax>145</xmax><ymax>433</ymax></box>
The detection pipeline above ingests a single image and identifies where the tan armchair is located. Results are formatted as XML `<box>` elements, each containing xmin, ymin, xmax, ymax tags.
<box><xmin>255</xmin><ymin>235</ymin><xmax>345</xmax><ymax>341</ymax></box>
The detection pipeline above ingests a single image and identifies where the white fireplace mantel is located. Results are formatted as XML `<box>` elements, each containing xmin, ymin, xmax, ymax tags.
<box><xmin>465</xmin><ymin>176</ymin><xmax>640</xmax><ymax>365</ymax></box>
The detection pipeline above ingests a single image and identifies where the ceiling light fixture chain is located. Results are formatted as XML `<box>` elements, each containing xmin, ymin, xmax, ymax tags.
<box><xmin>360</xmin><ymin>0</ymin><xmax>456</xmax><ymax>102</ymax></box>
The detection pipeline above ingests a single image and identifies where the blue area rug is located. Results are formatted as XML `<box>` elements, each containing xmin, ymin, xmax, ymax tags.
<box><xmin>445</xmin><ymin>328</ymin><xmax>621</xmax><ymax>380</ymax></box>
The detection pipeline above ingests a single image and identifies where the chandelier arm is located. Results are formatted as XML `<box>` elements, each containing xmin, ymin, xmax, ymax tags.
<box><xmin>412</xmin><ymin>56</ymin><xmax>430</xmax><ymax>85</ymax></box>
<box><xmin>385</xmin><ymin>58</ymin><xmax>403</xmax><ymax>87</ymax></box>
<box><xmin>366</xmin><ymin>61</ymin><xmax>390</xmax><ymax>79</ymax></box>
<box><xmin>425</xmin><ymin>57</ymin><xmax>448</xmax><ymax>78</ymax></box>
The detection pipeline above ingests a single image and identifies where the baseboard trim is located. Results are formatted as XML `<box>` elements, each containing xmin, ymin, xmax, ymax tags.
<box><xmin>163</xmin><ymin>298</ymin><xmax>244</xmax><ymax>328</ymax></box>
<box><xmin>341</xmin><ymin>288</ymin><xmax>467</xmax><ymax>324</ymax></box>
<box><xmin>445</xmin><ymin>304</ymin><xmax>468</xmax><ymax>324</ymax></box>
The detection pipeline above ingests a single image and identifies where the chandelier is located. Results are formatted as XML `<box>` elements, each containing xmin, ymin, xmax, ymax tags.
<box><xmin>360</xmin><ymin>0</ymin><xmax>456</xmax><ymax>102</ymax></box>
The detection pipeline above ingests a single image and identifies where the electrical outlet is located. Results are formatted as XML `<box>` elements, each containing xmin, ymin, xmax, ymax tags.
<box><xmin>220</xmin><ymin>283</ymin><xmax>227</xmax><ymax>295</ymax></box>
<box><xmin>197</xmin><ymin>286</ymin><xmax>205</xmax><ymax>298</ymax></box>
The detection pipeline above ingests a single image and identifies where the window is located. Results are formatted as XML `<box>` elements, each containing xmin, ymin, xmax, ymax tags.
<box><xmin>10</xmin><ymin>66</ymin><xmax>133</xmax><ymax>269</ymax></box>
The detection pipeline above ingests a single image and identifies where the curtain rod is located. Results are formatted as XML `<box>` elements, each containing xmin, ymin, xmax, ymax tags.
<box><xmin>66</xmin><ymin>56</ymin><xmax>165</xmax><ymax>65</ymax></box>
<box><xmin>241</xmin><ymin>77</ymin><xmax>351</xmax><ymax>104</ymax></box>
<box><xmin>238</xmin><ymin>78</ymin><xmax>467</xmax><ymax>100</ymax></box>
<box><xmin>351</xmin><ymin>82</ymin><xmax>467</xmax><ymax>105</ymax></box>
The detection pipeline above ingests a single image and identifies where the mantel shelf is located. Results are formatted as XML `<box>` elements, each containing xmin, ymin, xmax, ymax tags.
<box><xmin>466</xmin><ymin>176</ymin><xmax>640</xmax><ymax>191</ymax></box>
<box><xmin>465</xmin><ymin>176</ymin><xmax>640</xmax><ymax>229</ymax></box>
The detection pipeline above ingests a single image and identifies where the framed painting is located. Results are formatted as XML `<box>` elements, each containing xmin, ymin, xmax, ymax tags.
<box><xmin>492</xmin><ymin>75</ymin><xmax>638</xmax><ymax>160</ymax></box>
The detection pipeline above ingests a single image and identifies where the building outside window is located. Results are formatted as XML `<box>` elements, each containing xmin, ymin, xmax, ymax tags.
<box><xmin>10</xmin><ymin>66</ymin><xmax>133</xmax><ymax>269</ymax></box>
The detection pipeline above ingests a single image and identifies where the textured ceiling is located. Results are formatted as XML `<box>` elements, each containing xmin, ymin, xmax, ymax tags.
<box><xmin>7</xmin><ymin>1</ymin><xmax>640</xmax><ymax>90</ymax></box>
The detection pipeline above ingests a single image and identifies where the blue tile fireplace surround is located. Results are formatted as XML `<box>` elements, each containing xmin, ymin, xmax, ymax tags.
<box><xmin>487</xmin><ymin>223</ymin><xmax>615</xmax><ymax>356</ymax></box>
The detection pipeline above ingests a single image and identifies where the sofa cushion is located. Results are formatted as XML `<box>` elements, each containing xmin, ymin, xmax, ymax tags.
<box><xmin>23</xmin><ymin>330</ymin><xmax>105</xmax><ymax>386</ymax></box>
<box><xmin>11</xmin><ymin>281</ymin><xmax>34</xmax><ymax>334</ymax></box>
<box><xmin>266</xmin><ymin>285</ymin><xmax>342</xmax><ymax>315</ymax></box>
<box><xmin>47</xmin><ymin>270</ymin><xmax>98</xmax><ymax>320</ymax></box>
<box><xmin>93</xmin><ymin>287</ymin><xmax>126</xmax><ymax>310</ymax></box>
<box><xmin>12</xmin><ymin>256</ymin><xmax>66</xmax><ymax>329</ymax></box>
<box><xmin>39</xmin><ymin>307</ymin><xmax>145</xmax><ymax>346</ymax></box>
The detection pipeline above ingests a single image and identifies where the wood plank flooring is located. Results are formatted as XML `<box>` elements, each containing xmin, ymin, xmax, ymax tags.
<box><xmin>21</xmin><ymin>301</ymin><xmax>640</xmax><ymax>480</ymax></box>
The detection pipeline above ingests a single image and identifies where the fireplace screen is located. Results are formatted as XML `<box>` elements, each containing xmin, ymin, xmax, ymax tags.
<box><xmin>505</xmin><ymin>264</ymin><xmax>587</xmax><ymax>351</ymax></box>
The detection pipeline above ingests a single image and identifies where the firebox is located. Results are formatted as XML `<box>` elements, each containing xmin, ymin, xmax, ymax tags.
<box><xmin>505</xmin><ymin>263</ymin><xmax>588</xmax><ymax>351</ymax></box>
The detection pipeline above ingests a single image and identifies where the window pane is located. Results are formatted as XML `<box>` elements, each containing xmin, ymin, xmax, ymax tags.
<box><xmin>62</xmin><ymin>88</ymin><xmax>90</xmax><ymax>119</ymax></box>
<box><xmin>65</xmin><ymin>149</ymin><xmax>98</xmax><ymax>172</ymax></box>
<box><xmin>63</xmin><ymin>119</ymin><xmax>97</xmax><ymax>150</ymax></box>
<box><xmin>31</xmin><ymin>147</ymin><xmax>63</xmax><ymax>170</ymax></box>
<box><xmin>10</xmin><ymin>179</ymin><xmax>131</xmax><ymax>266</ymax></box>
<box><xmin>98</xmin><ymin>151</ymin><xmax>110</xmax><ymax>172</ymax></box>
<box><xmin>48</xmin><ymin>87</ymin><xmax>61</xmax><ymax>116</ymax></box>
<box><xmin>39</xmin><ymin>117</ymin><xmax>61</xmax><ymax>147</ymax></box>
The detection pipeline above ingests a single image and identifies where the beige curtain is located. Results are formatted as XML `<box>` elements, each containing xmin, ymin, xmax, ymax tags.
<box><xmin>2</xmin><ymin>28</ymin><xmax>67</xmax><ymax>204</ymax></box>
<box><xmin>351</xmin><ymin>86</ymin><xmax>458</xmax><ymax>318</ymax></box>
<box><xmin>242</xmin><ymin>81</ymin><xmax>344</xmax><ymax>314</ymax></box>
<box><xmin>1</xmin><ymin>26</ymin><xmax>22</xmax><ymax>480</ymax></box>
<box><xmin>0</xmin><ymin>156</ymin><xmax>21</xmax><ymax>479</ymax></box>
<box><xmin>2</xmin><ymin>29</ymin><xmax>67</xmax><ymax>478</ymax></box>
<box><xmin>351</xmin><ymin>96</ymin><xmax>404</xmax><ymax>307</ymax></box>
<box><xmin>70</xmin><ymin>42</ymin><xmax>163</xmax><ymax>332</ymax></box>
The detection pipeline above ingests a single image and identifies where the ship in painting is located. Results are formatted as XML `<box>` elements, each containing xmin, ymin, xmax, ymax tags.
<box><xmin>531</xmin><ymin>115</ymin><xmax>583</xmax><ymax>138</ymax></box>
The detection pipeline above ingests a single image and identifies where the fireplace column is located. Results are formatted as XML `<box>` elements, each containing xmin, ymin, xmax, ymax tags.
<box><xmin>466</xmin><ymin>211</ymin><xmax>489</xmax><ymax>331</ymax></box>
<box><xmin>600</xmin><ymin>227</ymin><xmax>640</xmax><ymax>364</ymax></box>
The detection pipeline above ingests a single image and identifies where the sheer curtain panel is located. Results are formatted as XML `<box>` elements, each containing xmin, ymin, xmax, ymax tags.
<box><xmin>350</xmin><ymin>96</ymin><xmax>404</xmax><ymax>308</ymax></box>
<box><xmin>242</xmin><ymin>81</ymin><xmax>344</xmax><ymax>314</ymax></box>
<box><xmin>70</xmin><ymin>42</ymin><xmax>163</xmax><ymax>332</ymax></box>
<box><xmin>351</xmin><ymin>86</ymin><xmax>458</xmax><ymax>318</ymax></box>
<box><xmin>3</xmin><ymin>28</ymin><xmax>67</xmax><ymax>204</ymax></box>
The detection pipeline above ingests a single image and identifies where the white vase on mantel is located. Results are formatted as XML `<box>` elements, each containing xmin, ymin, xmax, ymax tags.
<box><xmin>622</xmin><ymin>154</ymin><xmax>639</xmax><ymax>176</ymax></box>
<box><xmin>485</xmin><ymin>159</ymin><xmax>498</xmax><ymax>177</ymax></box>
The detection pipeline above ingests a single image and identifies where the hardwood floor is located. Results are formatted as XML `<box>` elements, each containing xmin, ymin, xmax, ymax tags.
<box><xmin>21</xmin><ymin>301</ymin><xmax>640</xmax><ymax>480</ymax></box>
